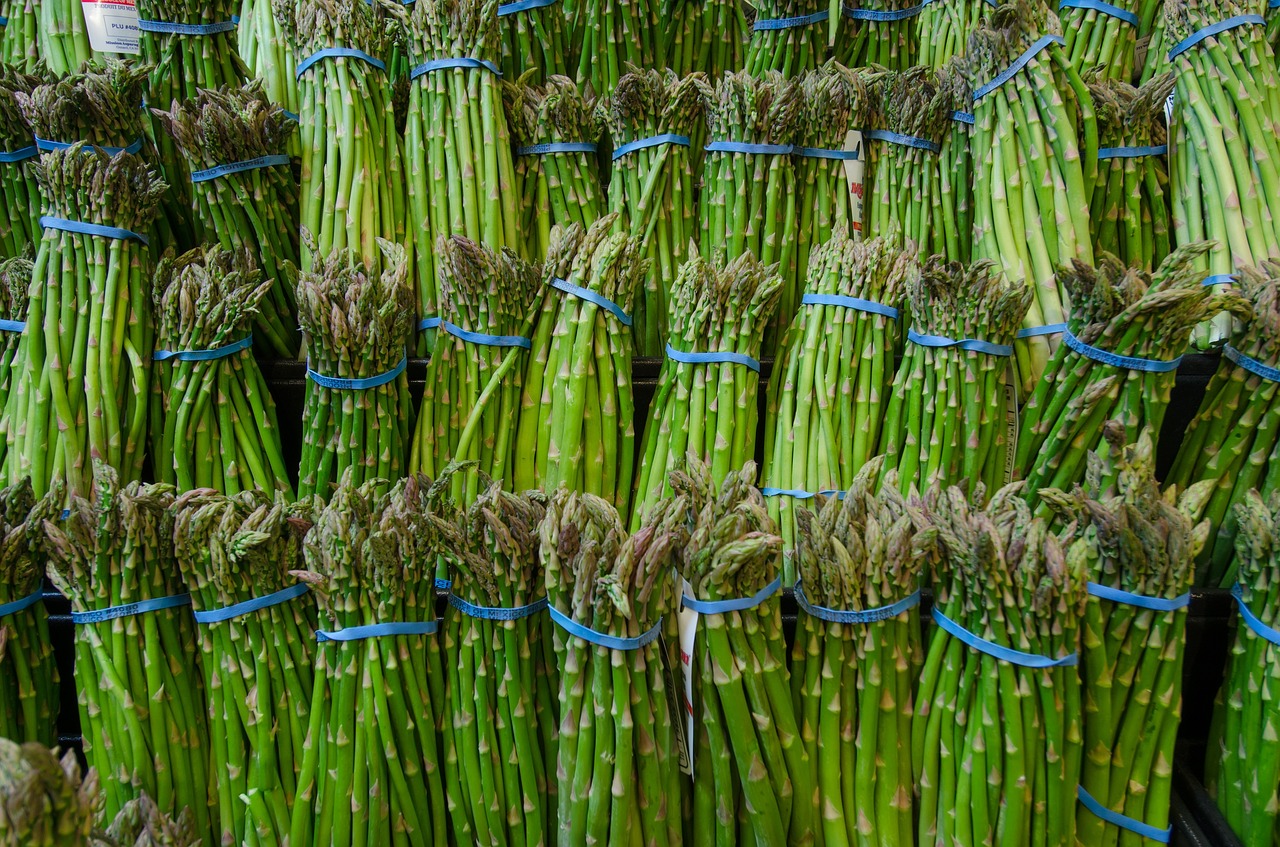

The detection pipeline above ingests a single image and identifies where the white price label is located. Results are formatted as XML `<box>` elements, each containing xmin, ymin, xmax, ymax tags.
<box><xmin>843</xmin><ymin>129</ymin><xmax>865</xmax><ymax>239</ymax></box>
<box><xmin>80</xmin><ymin>0</ymin><xmax>140</xmax><ymax>54</ymax></box>
<box><xmin>678</xmin><ymin>579</ymin><xmax>698</xmax><ymax>774</ymax></box>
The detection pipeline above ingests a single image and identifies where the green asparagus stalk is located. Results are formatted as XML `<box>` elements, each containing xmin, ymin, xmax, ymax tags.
<box><xmin>1135</xmin><ymin>0</ymin><xmax>1168</xmax><ymax>83</ymax></box>
<box><xmin>916</xmin><ymin>0</ymin><xmax>992</xmax><ymax>66</ymax></box>
<box><xmin>840</xmin><ymin>0</ymin><xmax>920</xmax><ymax>70</ymax></box>
<box><xmin>572</xmin><ymin>0</ymin><xmax>664</xmax><ymax>94</ymax></box>
<box><xmin>664</xmin><ymin>0</ymin><xmax>747</xmax><ymax>78</ymax></box>
<box><xmin>938</xmin><ymin>67</ymin><xmax>974</xmax><ymax>263</ymax></box>
<box><xmin>1060</xmin><ymin>0</ymin><xmax>1140</xmax><ymax>79</ymax></box>
<box><xmin>0</xmin><ymin>0</ymin><xmax>39</xmax><ymax>71</ymax></box>
<box><xmin>0</xmin><ymin>64</ymin><xmax>41</xmax><ymax>260</ymax></box>
<box><xmin>0</xmin><ymin>741</ymin><xmax>100</xmax><ymax>845</ymax></box>
<box><xmin>0</xmin><ymin>479</ymin><xmax>56</xmax><ymax>746</ymax></box>
<box><xmin>36</xmin><ymin>0</ymin><xmax>89</xmax><ymax>75</ymax></box>
<box><xmin>745</xmin><ymin>0</ymin><xmax>827</xmax><ymax>77</ymax></box>
<box><xmin>0</xmin><ymin>255</ymin><xmax>30</xmax><ymax>473</ymax></box>
<box><xmin>497</xmin><ymin>0</ymin><xmax>571</xmax><ymax>79</ymax></box>
<box><xmin>237</xmin><ymin>0</ymin><xmax>301</xmax><ymax>131</ymax></box>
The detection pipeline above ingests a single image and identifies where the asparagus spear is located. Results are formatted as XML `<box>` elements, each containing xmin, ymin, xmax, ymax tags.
<box><xmin>0</xmin><ymin>740</ymin><xmax>99</xmax><ymax>845</ymax></box>
<box><xmin>0</xmin><ymin>0</ymin><xmax>39</xmax><ymax>71</ymax></box>
<box><xmin>0</xmin><ymin>479</ymin><xmax>56</xmax><ymax>747</ymax></box>
<box><xmin>0</xmin><ymin>63</ymin><xmax>42</xmax><ymax>261</ymax></box>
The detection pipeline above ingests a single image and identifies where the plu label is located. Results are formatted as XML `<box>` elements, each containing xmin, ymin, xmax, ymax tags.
<box><xmin>843</xmin><ymin>129</ymin><xmax>864</xmax><ymax>239</ymax></box>
<box><xmin>81</xmin><ymin>0</ymin><xmax>140</xmax><ymax>54</ymax></box>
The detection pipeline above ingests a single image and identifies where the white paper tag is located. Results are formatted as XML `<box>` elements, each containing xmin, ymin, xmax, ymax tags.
<box><xmin>1003</xmin><ymin>362</ymin><xmax>1020</xmax><ymax>484</ymax></box>
<box><xmin>660</xmin><ymin>630</ymin><xmax>693</xmax><ymax>776</ymax></box>
<box><xmin>678</xmin><ymin>578</ymin><xmax>698</xmax><ymax>774</ymax></box>
<box><xmin>1164</xmin><ymin>91</ymin><xmax>1175</xmax><ymax>128</ymax></box>
<box><xmin>842</xmin><ymin>129</ymin><xmax>865</xmax><ymax>239</ymax></box>
<box><xmin>80</xmin><ymin>0</ymin><xmax>140</xmax><ymax>54</ymax></box>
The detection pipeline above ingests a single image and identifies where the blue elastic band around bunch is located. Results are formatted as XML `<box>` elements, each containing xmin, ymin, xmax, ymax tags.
<box><xmin>0</xmin><ymin>319</ymin><xmax>23</xmax><ymax>333</ymax></box>
<box><xmin>908</xmin><ymin>328</ymin><xmax>1012</xmax><ymax>357</ymax></box>
<box><xmin>796</xmin><ymin>146</ymin><xmax>859</xmax><ymax>160</ymax></box>
<box><xmin>0</xmin><ymin>590</ymin><xmax>42</xmax><ymax>619</ymax></box>
<box><xmin>1087</xmin><ymin>582</ymin><xmax>1190</xmax><ymax>612</ymax></box>
<box><xmin>1018</xmin><ymin>323</ymin><xmax>1067</xmax><ymax>338</ymax></box>
<box><xmin>932</xmin><ymin>607</ymin><xmax>1078</xmax><ymax>667</ymax></box>
<box><xmin>71</xmin><ymin>593</ymin><xmax>192</xmax><ymax>625</ymax></box>
<box><xmin>191</xmin><ymin>154</ymin><xmax>291</xmax><ymax>183</ymax></box>
<box><xmin>843</xmin><ymin>3</ymin><xmax>923</xmax><ymax>20</ymax></box>
<box><xmin>307</xmin><ymin>355</ymin><xmax>407</xmax><ymax>390</ymax></box>
<box><xmin>1098</xmin><ymin>144</ymin><xmax>1167</xmax><ymax>159</ymax></box>
<box><xmin>974</xmin><ymin>35</ymin><xmax>1064</xmax><ymax>102</ymax></box>
<box><xmin>154</xmin><ymin>335</ymin><xmax>252</xmax><ymax>363</ymax></box>
<box><xmin>794</xmin><ymin>582</ymin><xmax>921</xmax><ymax>624</ymax></box>
<box><xmin>865</xmin><ymin>129</ymin><xmax>940</xmax><ymax>153</ymax></box>
<box><xmin>1063</xmin><ymin>328</ymin><xmax>1181</xmax><ymax>373</ymax></box>
<box><xmin>1057</xmin><ymin>0</ymin><xmax>1137</xmax><ymax>25</ymax></box>
<box><xmin>952</xmin><ymin>110</ymin><xmax>976</xmax><ymax>124</ymax></box>
<box><xmin>1202</xmin><ymin>274</ymin><xmax>1237</xmax><ymax>287</ymax></box>
<box><xmin>1232</xmin><ymin>583</ymin><xmax>1280</xmax><ymax>647</ymax></box>
<box><xmin>0</xmin><ymin>16</ymin><xmax>7</xmax><ymax>24</ymax></box>
<box><xmin>283</xmin><ymin>110</ymin><xmax>300</xmax><ymax>122</ymax></box>
<box><xmin>448</xmin><ymin>594</ymin><xmax>549</xmax><ymax>621</ymax></box>
<box><xmin>193</xmin><ymin>583</ymin><xmax>310</xmax><ymax>624</ymax></box>
<box><xmin>666</xmin><ymin>342</ymin><xmax>761</xmax><ymax>373</ymax></box>
<box><xmin>612</xmin><ymin>134</ymin><xmax>690</xmax><ymax>160</ymax></box>
<box><xmin>1169</xmin><ymin>14</ymin><xmax>1263</xmax><ymax>60</ymax></box>
<box><xmin>137</xmin><ymin>17</ymin><xmax>238</xmax><ymax>34</ymax></box>
<box><xmin>760</xmin><ymin>487</ymin><xmax>845</xmax><ymax>499</ymax></box>
<box><xmin>316</xmin><ymin>620</ymin><xmax>439</xmax><ymax>642</ymax></box>
<box><xmin>35</xmin><ymin>136</ymin><xmax>144</xmax><ymax>155</ymax></box>
<box><xmin>435</xmin><ymin>577</ymin><xmax>452</xmax><ymax>591</ymax></box>
<box><xmin>40</xmin><ymin>216</ymin><xmax>149</xmax><ymax>246</ymax></box>
<box><xmin>684</xmin><ymin>575</ymin><xmax>782</xmax><ymax>615</ymax></box>
<box><xmin>1225</xmin><ymin>345</ymin><xmax>1280</xmax><ymax>383</ymax></box>
<box><xmin>705</xmin><ymin>141</ymin><xmax>795</xmax><ymax>156</ymax></box>
<box><xmin>410</xmin><ymin>57</ymin><xmax>502</xmax><ymax>79</ymax></box>
<box><xmin>753</xmin><ymin>8</ymin><xmax>828</xmax><ymax>29</ymax></box>
<box><xmin>552</xmin><ymin>277</ymin><xmax>632</xmax><ymax>326</ymax></box>
<box><xmin>441</xmin><ymin>320</ymin><xmax>532</xmax><ymax>349</ymax></box>
<box><xmin>548</xmin><ymin>604</ymin><xmax>662</xmax><ymax>651</ymax></box>
<box><xmin>1077</xmin><ymin>786</ymin><xmax>1172</xmax><ymax>843</ymax></box>
<box><xmin>0</xmin><ymin>145</ymin><xmax>36</xmax><ymax>163</ymax></box>
<box><xmin>802</xmin><ymin>292</ymin><xmax>899</xmax><ymax>320</ymax></box>
<box><xmin>516</xmin><ymin>142</ymin><xmax>598</xmax><ymax>156</ymax></box>
<box><xmin>296</xmin><ymin>47</ymin><xmax>386</xmax><ymax>79</ymax></box>
<box><xmin>499</xmin><ymin>0</ymin><xmax>558</xmax><ymax>14</ymax></box>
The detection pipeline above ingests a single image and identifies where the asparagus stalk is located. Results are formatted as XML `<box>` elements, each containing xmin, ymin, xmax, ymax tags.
<box><xmin>664</xmin><ymin>0</ymin><xmax>747</xmax><ymax>78</ymax></box>
<box><xmin>0</xmin><ymin>255</ymin><xmax>30</xmax><ymax>473</ymax></box>
<box><xmin>0</xmin><ymin>479</ymin><xmax>56</xmax><ymax>746</ymax></box>
<box><xmin>938</xmin><ymin>67</ymin><xmax>974</xmax><ymax>263</ymax></box>
<box><xmin>497</xmin><ymin>0</ymin><xmax>571</xmax><ymax>79</ymax></box>
<box><xmin>35</xmin><ymin>0</ymin><xmax>90</xmax><ymax>75</ymax></box>
<box><xmin>916</xmin><ymin>0</ymin><xmax>992</xmax><ymax>66</ymax></box>
<box><xmin>840</xmin><ymin>0</ymin><xmax>921</xmax><ymax>70</ymax></box>
<box><xmin>0</xmin><ymin>0</ymin><xmax>38</xmax><ymax>71</ymax></box>
<box><xmin>745</xmin><ymin>0</ymin><xmax>827</xmax><ymax>77</ymax></box>
<box><xmin>237</xmin><ymin>0</ymin><xmax>301</xmax><ymax>133</ymax></box>
<box><xmin>572</xmin><ymin>0</ymin><xmax>664</xmax><ymax>94</ymax></box>
<box><xmin>1060</xmin><ymin>0</ymin><xmax>1140</xmax><ymax>79</ymax></box>
<box><xmin>0</xmin><ymin>63</ymin><xmax>42</xmax><ymax>261</ymax></box>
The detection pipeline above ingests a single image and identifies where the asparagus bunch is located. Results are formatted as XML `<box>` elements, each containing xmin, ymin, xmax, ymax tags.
<box><xmin>0</xmin><ymin>0</ymin><xmax>38</xmax><ymax>71</ymax></box>
<box><xmin>1166</xmin><ymin>0</ymin><xmax>1280</xmax><ymax>347</ymax></box>
<box><xmin>497</xmin><ymin>0</ymin><xmax>570</xmax><ymax>79</ymax></box>
<box><xmin>632</xmin><ymin>252</ymin><xmax>782</xmax><ymax>527</ymax></box>
<box><xmin>508</xmin><ymin>75</ymin><xmax>603</xmax><ymax>264</ymax></box>
<box><xmin>745</xmin><ymin>0</ymin><xmax>827</xmax><ymax>76</ymax></box>
<box><xmin>840</xmin><ymin>0</ymin><xmax>921</xmax><ymax>70</ymax></box>
<box><xmin>152</xmin><ymin>83</ymin><xmax>301</xmax><ymax>358</ymax></box>
<box><xmin>433</xmin><ymin>479</ymin><xmax>555</xmax><ymax>846</ymax></box>
<box><xmin>1040</xmin><ymin>430</ymin><xmax>1208</xmax><ymax>847</ymax></box>
<box><xmin>762</xmin><ymin>233</ymin><xmax>911</xmax><ymax>581</ymax></box>
<box><xmin>35</xmin><ymin>0</ymin><xmax>88</xmax><ymax>75</ymax></box>
<box><xmin>0</xmin><ymin>64</ymin><xmax>40</xmax><ymax>260</ymax></box>
<box><xmin>939</xmin><ymin>68</ymin><xmax>975</xmax><ymax>262</ymax></box>
<box><xmin>1086</xmin><ymin>73</ymin><xmax>1173</xmax><ymax>273</ymax></box>
<box><xmin>790</xmin><ymin>459</ymin><xmax>924</xmax><ymax>847</ymax></box>
<box><xmin>407</xmin><ymin>0</ymin><xmax>519</xmax><ymax>343</ymax></box>
<box><xmin>42</xmin><ymin>465</ymin><xmax>214</xmax><ymax>840</ymax></box>
<box><xmin>966</xmin><ymin>0</ymin><xmax>1097</xmax><ymax>392</ymax></box>
<box><xmin>1060</xmin><ymin>0</ymin><xmax>1140</xmax><ymax>79</ymax></box>
<box><xmin>0</xmin><ymin>256</ymin><xmax>30</xmax><ymax>469</ymax></box>
<box><xmin>664</xmin><ymin>0</ymin><xmax>747</xmax><ymax>78</ymax></box>
<box><xmin>289</xmin><ymin>0</ymin><xmax>406</xmax><ymax>275</ymax></box>
<box><xmin>878</xmin><ymin>257</ymin><xmax>1030</xmax><ymax>499</ymax></box>
<box><xmin>0</xmin><ymin>480</ymin><xmax>55</xmax><ymax>746</ymax></box>
<box><xmin>0</xmin><ymin>740</ymin><xmax>100</xmax><ymax>845</ymax></box>
<box><xmin>1166</xmin><ymin>262</ymin><xmax>1280</xmax><ymax>587</ymax></box>
<box><xmin>865</xmin><ymin>66</ymin><xmax>952</xmax><ymax>256</ymax></box>
<box><xmin>297</xmin><ymin>241</ymin><xmax>414</xmax><ymax>500</ymax></box>
<box><xmin>1018</xmin><ymin>245</ymin><xmax>1240</xmax><ymax>513</ymax></box>
<box><xmin>541</xmin><ymin>487</ymin><xmax>687</xmax><ymax>846</ymax></box>
<box><xmin>172</xmin><ymin>488</ymin><xmax>315</xmax><ymax>846</ymax></box>
<box><xmin>413</xmin><ymin>237</ymin><xmax>539</xmax><ymax>506</ymax></box>
<box><xmin>916</xmin><ymin>0</ymin><xmax>991</xmax><ymax>66</ymax></box>
<box><xmin>1208</xmin><ymin>488</ymin><xmax>1280</xmax><ymax>846</ymax></box>
<box><xmin>3</xmin><ymin>148</ymin><xmax>164</xmax><ymax>500</ymax></box>
<box><xmin>700</xmin><ymin>71</ymin><xmax>801</xmax><ymax>350</ymax></box>
<box><xmin>671</xmin><ymin>460</ymin><xmax>812</xmax><ymax>844</ymax></box>
<box><xmin>602</xmin><ymin>68</ymin><xmax>703</xmax><ymax>356</ymax></box>
<box><xmin>913</xmin><ymin>481</ymin><xmax>1089</xmax><ymax>847</ymax></box>
<box><xmin>236</xmin><ymin>0</ymin><xmax>300</xmax><ymax>126</ymax></box>
<box><xmin>515</xmin><ymin>218</ymin><xmax>645</xmax><ymax>514</ymax></box>
<box><xmin>99</xmin><ymin>793</ymin><xmax>201</xmax><ymax>847</ymax></box>
<box><xmin>572</xmin><ymin>0</ymin><xmax>664</xmax><ymax>95</ymax></box>
<box><xmin>288</xmin><ymin>474</ymin><xmax>448</xmax><ymax>846</ymax></box>
<box><xmin>150</xmin><ymin>245</ymin><xmax>292</xmax><ymax>497</ymax></box>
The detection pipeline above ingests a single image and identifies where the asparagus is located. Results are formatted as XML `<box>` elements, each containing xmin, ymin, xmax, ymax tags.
<box><xmin>237</xmin><ymin>0</ymin><xmax>301</xmax><ymax>129</ymax></box>
<box><xmin>0</xmin><ymin>64</ymin><xmax>41</xmax><ymax>260</ymax></box>
<box><xmin>916</xmin><ymin>0</ymin><xmax>992</xmax><ymax>66</ymax></box>
<box><xmin>0</xmin><ymin>741</ymin><xmax>99</xmax><ymax>845</ymax></box>
<box><xmin>840</xmin><ymin>0</ymin><xmax>920</xmax><ymax>70</ymax></box>
<box><xmin>497</xmin><ymin>0</ymin><xmax>570</xmax><ymax>79</ymax></box>
<box><xmin>745</xmin><ymin>0</ymin><xmax>827</xmax><ymax>77</ymax></box>
<box><xmin>1060</xmin><ymin>0</ymin><xmax>1140</xmax><ymax>79</ymax></box>
<box><xmin>938</xmin><ymin>67</ymin><xmax>974</xmax><ymax>263</ymax></box>
<box><xmin>35</xmin><ymin>0</ymin><xmax>89</xmax><ymax>75</ymax></box>
<box><xmin>0</xmin><ymin>255</ymin><xmax>29</xmax><ymax>472</ymax></box>
<box><xmin>572</xmin><ymin>0</ymin><xmax>664</xmax><ymax>94</ymax></box>
<box><xmin>0</xmin><ymin>0</ymin><xmax>38</xmax><ymax>71</ymax></box>
<box><xmin>0</xmin><ymin>479</ymin><xmax>55</xmax><ymax>746</ymax></box>
<box><xmin>99</xmin><ymin>793</ymin><xmax>201</xmax><ymax>847</ymax></box>
<box><xmin>664</xmin><ymin>0</ymin><xmax>747</xmax><ymax>78</ymax></box>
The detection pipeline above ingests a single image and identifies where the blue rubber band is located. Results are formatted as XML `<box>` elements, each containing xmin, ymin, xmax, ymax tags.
<box><xmin>0</xmin><ymin>590</ymin><xmax>42</xmax><ymax>619</ymax></box>
<box><xmin>516</xmin><ymin>141</ymin><xmax>598</xmax><ymax>156</ymax></box>
<box><xmin>40</xmin><ymin>216</ymin><xmax>148</xmax><ymax>246</ymax></box>
<box><xmin>952</xmin><ymin>110</ymin><xmax>976</xmax><ymax>124</ymax></box>
<box><xmin>1077</xmin><ymin>785</ymin><xmax>1172</xmax><ymax>843</ymax></box>
<box><xmin>499</xmin><ymin>0</ymin><xmax>558</xmax><ymax>14</ymax></box>
<box><xmin>137</xmin><ymin>18</ymin><xmax>238</xmax><ymax>34</ymax></box>
<box><xmin>409</xmin><ymin>57</ymin><xmax>501</xmax><ymax>79</ymax></box>
<box><xmin>441</xmin><ymin>321</ymin><xmax>532</xmax><ymax>349</ymax></box>
<box><xmin>760</xmin><ymin>487</ymin><xmax>845</xmax><ymax>499</ymax></box>
<box><xmin>0</xmin><ymin>319</ymin><xmax>24</xmax><ymax>333</ymax></box>
<box><xmin>1017</xmin><ymin>323</ymin><xmax>1067</xmax><ymax>339</ymax></box>
<box><xmin>283</xmin><ymin>110</ymin><xmax>300</xmax><ymax>122</ymax></box>
<box><xmin>1272</xmin><ymin>0</ymin><xmax>1279</xmax><ymax>8</ymax></box>
<box><xmin>1232</xmin><ymin>583</ymin><xmax>1280</xmax><ymax>647</ymax></box>
<box><xmin>705</xmin><ymin>141</ymin><xmax>795</xmax><ymax>155</ymax></box>
<box><xmin>802</xmin><ymin>292</ymin><xmax>899</xmax><ymax>320</ymax></box>
<box><xmin>306</xmin><ymin>355</ymin><xmax>407</xmax><ymax>390</ymax></box>
<box><xmin>683</xmin><ymin>575</ymin><xmax>782</xmax><ymax>615</ymax></box>
<box><xmin>1057</xmin><ymin>0</ymin><xmax>1138</xmax><ymax>25</ymax></box>
<box><xmin>35</xmin><ymin>136</ymin><xmax>143</xmax><ymax>155</ymax></box>
<box><xmin>753</xmin><ymin>8</ymin><xmax>828</xmax><ymax>28</ymax></box>
<box><xmin>1063</xmin><ymin>328</ymin><xmax>1181</xmax><ymax>373</ymax></box>
<box><xmin>296</xmin><ymin>47</ymin><xmax>386</xmax><ymax>78</ymax></box>
<box><xmin>435</xmin><ymin>577</ymin><xmax>452</xmax><ymax>591</ymax></box>
<box><xmin>552</xmin><ymin>277</ymin><xmax>633</xmax><ymax>326</ymax></box>
<box><xmin>447</xmin><ymin>594</ymin><xmax>549</xmax><ymax>621</ymax></box>
<box><xmin>864</xmin><ymin>129</ymin><xmax>940</xmax><ymax>152</ymax></box>
<box><xmin>547</xmin><ymin>604</ymin><xmax>662</xmax><ymax>651</ymax></box>
<box><xmin>190</xmin><ymin>154</ymin><xmax>291</xmax><ymax>183</ymax></box>
<box><xmin>843</xmin><ymin>3</ymin><xmax>924</xmax><ymax>20</ymax></box>
<box><xmin>193</xmin><ymin>583</ymin><xmax>310</xmax><ymax>624</ymax></box>
<box><xmin>974</xmin><ymin>35</ymin><xmax>1064</xmax><ymax>101</ymax></box>
<box><xmin>932</xmin><ymin>606</ymin><xmax>1078</xmax><ymax>667</ymax></box>
<box><xmin>154</xmin><ymin>335</ymin><xmax>252</xmax><ymax>363</ymax></box>
<box><xmin>1202</xmin><ymin>274</ymin><xmax>1237</xmax><ymax>287</ymax></box>
<box><xmin>0</xmin><ymin>16</ymin><xmax>7</xmax><ymax>24</ymax></box>
<box><xmin>1098</xmin><ymin>144</ymin><xmax>1167</xmax><ymax>159</ymax></box>
<box><xmin>71</xmin><ymin>593</ymin><xmax>192</xmax><ymax>625</ymax></box>
<box><xmin>419</xmin><ymin>316</ymin><xmax>442</xmax><ymax>331</ymax></box>
<box><xmin>794</xmin><ymin>582</ymin><xmax>921</xmax><ymax>624</ymax></box>
<box><xmin>1224</xmin><ymin>345</ymin><xmax>1280</xmax><ymax>383</ymax></box>
<box><xmin>0</xmin><ymin>145</ymin><xmax>37</xmax><ymax>163</ymax></box>
<box><xmin>1087</xmin><ymin>582</ymin><xmax>1190</xmax><ymax>612</ymax></box>
<box><xmin>665</xmin><ymin>342</ymin><xmax>761</xmax><ymax>373</ymax></box>
<box><xmin>612</xmin><ymin>134</ymin><xmax>691</xmax><ymax>160</ymax></box>
<box><xmin>908</xmin><ymin>328</ymin><xmax>1012</xmax><ymax>357</ymax></box>
<box><xmin>795</xmin><ymin>146</ymin><xmax>859</xmax><ymax>160</ymax></box>
<box><xmin>316</xmin><ymin>620</ymin><xmax>439</xmax><ymax>642</ymax></box>
<box><xmin>1169</xmin><ymin>14</ymin><xmax>1263</xmax><ymax>59</ymax></box>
